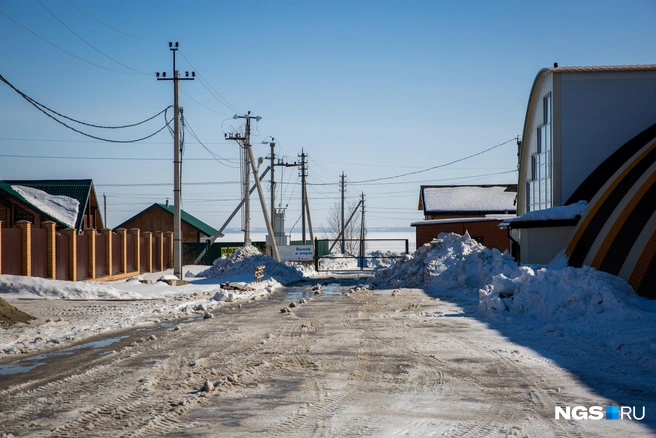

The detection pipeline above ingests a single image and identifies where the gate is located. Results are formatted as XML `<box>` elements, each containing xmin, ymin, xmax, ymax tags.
<box><xmin>314</xmin><ymin>238</ymin><xmax>409</xmax><ymax>271</ymax></box>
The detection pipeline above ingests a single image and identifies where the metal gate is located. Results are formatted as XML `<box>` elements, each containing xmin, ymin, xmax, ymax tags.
<box><xmin>313</xmin><ymin>238</ymin><xmax>409</xmax><ymax>271</ymax></box>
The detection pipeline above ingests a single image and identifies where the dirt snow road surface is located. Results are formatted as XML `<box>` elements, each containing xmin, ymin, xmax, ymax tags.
<box><xmin>1</xmin><ymin>279</ymin><xmax>653</xmax><ymax>437</ymax></box>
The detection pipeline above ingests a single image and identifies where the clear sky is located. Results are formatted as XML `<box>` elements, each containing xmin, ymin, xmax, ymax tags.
<box><xmin>2</xmin><ymin>0</ymin><xmax>656</xmax><ymax>237</ymax></box>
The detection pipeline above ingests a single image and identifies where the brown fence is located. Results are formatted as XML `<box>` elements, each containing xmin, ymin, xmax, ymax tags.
<box><xmin>0</xmin><ymin>220</ymin><xmax>173</xmax><ymax>282</ymax></box>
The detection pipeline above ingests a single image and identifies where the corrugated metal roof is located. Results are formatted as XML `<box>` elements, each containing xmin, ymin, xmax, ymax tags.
<box><xmin>550</xmin><ymin>64</ymin><xmax>656</xmax><ymax>73</ymax></box>
<box><xmin>155</xmin><ymin>203</ymin><xmax>220</xmax><ymax>237</ymax></box>
<box><xmin>420</xmin><ymin>185</ymin><xmax>517</xmax><ymax>214</ymax></box>
<box><xmin>4</xmin><ymin>179</ymin><xmax>92</xmax><ymax>231</ymax></box>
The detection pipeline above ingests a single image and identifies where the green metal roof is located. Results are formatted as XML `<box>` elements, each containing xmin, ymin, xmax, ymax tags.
<box><xmin>155</xmin><ymin>204</ymin><xmax>220</xmax><ymax>237</ymax></box>
<box><xmin>4</xmin><ymin>179</ymin><xmax>93</xmax><ymax>231</ymax></box>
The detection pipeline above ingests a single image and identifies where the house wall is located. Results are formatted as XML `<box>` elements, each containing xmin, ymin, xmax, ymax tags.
<box><xmin>415</xmin><ymin>220</ymin><xmax>510</xmax><ymax>252</ymax></box>
<box><xmin>510</xmin><ymin>225</ymin><xmax>575</xmax><ymax>265</ymax></box>
<box><xmin>0</xmin><ymin>195</ymin><xmax>48</xmax><ymax>229</ymax></box>
<box><xmin>519</xmin><ymin>71</ymin><xmax>554</xmax><ymax>215</ymax></box>
<box><xmin>119</xmin><ymin>207</ymin><xmax>202</xmax><ymax>242</ymax></box>
<box><xmin>559</xmin><ymin>71</ymin><xmax>656</xmax><ymax>204</ymax></box>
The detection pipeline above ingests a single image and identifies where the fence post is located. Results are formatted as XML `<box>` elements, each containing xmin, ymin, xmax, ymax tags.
<box><xmin>164</xmin><ymin>230</ymin><xmax>174</xmax><ymax>269</ymax></box>
<box><xmin>63</xmin><ymin>228</ymin><xmax>77</xmax><ymax>281</ymax></box>
<box><xmin>131</xmin><ymin>228</ymin><xmax>140</xmax><ymax>273</ymax></box>
<box><xmin>116</xmin><ymin>228</ymin><xmax>127</xmax><ymax>274</ymax></box>
<box><xmin>143</xmin><ymin>231</ymin><xmax>153</xmax><ymax>273</ymax></box>
<box><xmin>16</xmin><ymin>220</ymin><xmax>32</xmax><ymax>277</ymax></box>
<box><xmin>85</xmin><ymin>228</ymin><xmax>96</xmax><ymax>279</ymax></box>
<box><xmin>42</xmin><ymin>221</ymin><xmax>57</xmax><ymax>279</ymax></box>
<box><xmin>154</xmin><ymin>231</ymin><xmax>164</xmax><ymax>271</ymax></box>
<box><xmin>102</xmin><ymin>228</ymin><xmax>112</xmax><ymax>276</ymax></box>
<box><xmin>0</xmin><ymin>220</ymin><xmax>3</xmax><ymax>275</ymax></box>
<box><xmin>314</xmin><ymin>237</ymin><xmax>319</xmax><ymax>272</ymax></box>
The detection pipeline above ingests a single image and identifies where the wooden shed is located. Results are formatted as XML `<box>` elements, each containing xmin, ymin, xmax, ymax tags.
<box><xmin>115</xmin><ymin>203</ymin><xmax>220</xmax><ymax>243</ymax></box>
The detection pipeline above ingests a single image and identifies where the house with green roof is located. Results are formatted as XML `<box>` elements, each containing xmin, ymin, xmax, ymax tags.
<box><xmin>114</xmin><ymin>203</ymin><xmax>221</xmax><ymax>242</ymax></box>
<box><xmin>0</xmin><ymin>179</ymin><xmax>103</xmax><ymax>232</ymax></box>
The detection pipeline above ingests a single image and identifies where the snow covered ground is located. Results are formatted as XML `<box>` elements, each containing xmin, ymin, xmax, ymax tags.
<box><xmin>3</xmin><ymin>232</ymin><xmax>656</xmax><ymax>380</ymax></box>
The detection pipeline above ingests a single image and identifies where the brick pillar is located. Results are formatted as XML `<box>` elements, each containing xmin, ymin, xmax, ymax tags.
<box><xmin>84</xmin><ymin>228</ymin><xmax>96</xmax><ymax>279</ymax></box>
<box><xmin>16</xmin><ymin>220</ymin><xmax>32</xmax><ymax>277</ymax></box>
<box><xmin>62</xmin><ymin>228</ymin><xmax>77</xmax><ymax>281</ymax></box>
<box><xmin>164</xmin><ymin>230</ymin><xmax>174</xmax><ymax>269</ymax></box>
<box><xmin>102</xmin><ymin>228</ymin><xmax>112</xmax><ymax>276</ymax></box>
<box><xmin>154</xmin><ymin>231</ymin><xmax>164</xmax><ymax>271</ymax></box>
<box><xmin>0</xmin><ymin>220</ymin><xmax>3</xmax><ymax>275</ymax></box>
<box><xmin>130</xmin><ymin>228</ymin><xmax>140</xmax><ymax>273</ymax></box>
<box><xmin>42</xmin><ymin>221</ymin><xmax>57</xmax><ymax>279</ymax></box>
<box><xmin>143</xmin><ymin>232</ymin><xmax>153</xmax><ymax>273</ymax></box>
<box><xmin>116</xmin><ymin>228</ymin><xmax>127</xmax><ymax>274</ymax></box>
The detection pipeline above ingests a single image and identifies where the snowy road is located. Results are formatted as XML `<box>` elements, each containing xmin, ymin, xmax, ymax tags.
<box><xmin>1</xmin><ymin>281</ymin><xmax>654</xmax><ymax>437</ymax></box>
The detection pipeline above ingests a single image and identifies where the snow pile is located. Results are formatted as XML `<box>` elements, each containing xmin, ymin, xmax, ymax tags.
<box><xmin>0</xmin><ymin>275</ymin><xmax>141</xmax><ymax>300</ymax></box>
<box><xmin>318</xmin><ymin>252</ymin><xmax>359</xmax><ymax>270</ymax></box>
<box><xmin>479</xmin><ymin>265</ymin><xmax>644</xmax><ymax>321</ymax></box>
<box><xmin>369</xmin><ymin>232</ymin><xmax>516</xmax><ymax>289</ymax></box>
<box><xmin>195</xmin><ymin>246</ymin><xmax>304</xmax><ymax>285</ymax></box>
<box><xmin>368</xmin><ymin>250</ymin><xmax>403</xmax><ymax>269</ymax></box>
<box><xmin>12</xmin><ymin>185</ymin><xmax>80</xmax><ymax>229</ymax></box>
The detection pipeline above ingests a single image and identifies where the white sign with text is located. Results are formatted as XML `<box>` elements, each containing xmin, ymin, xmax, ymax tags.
<box><xmin>278</xmin><ymin>245</ymin><xmax>314</xmax><ymax>261</ymax></box>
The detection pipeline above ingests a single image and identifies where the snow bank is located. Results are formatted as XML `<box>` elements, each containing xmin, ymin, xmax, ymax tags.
<box><xmin>478</xmin><ymin>265</ymin><xmax>645</xmax><ymax>321</ymax></box>
<box><xmin>195</xmin><ymin>246</ymin><xmax>304</xmax><ymax>285</ymax></box>
<box><xmin>12</xmin><ymin>185</ymin><xmax>79</xmax><ymax>229</ymax></box>
<box><xmin>368</xmin><ymin>232</ymin><xmax>516</xmax><ymax>289</ymax></box>
<box><xmin>0</xmin><ymin>275</ymin><xmax>141</xmax><ymax>300</ymax></box>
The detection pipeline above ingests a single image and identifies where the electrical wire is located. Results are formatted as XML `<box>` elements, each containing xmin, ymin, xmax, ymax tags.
<box><xmin>185</xmin><ymin>119</ymin><xmax>239</xmax><ymax>168</ymax></box>
<box><xmin>36</xmin><ymin>0</ymin><xmax>150</xmax><ymax>75</ymax></box>
<box><xmin>0</xmin><ymin>9</ymin><xmax>138</xmax><ymax>75</ymax></box>
<box><xmin>346</xmin><ymin>138</ymin><xmax>517</xmax><ymax>184</ymax></box>
<box><xmin>64</xmin><ymin>0</ymin><xmax>160</xmax><ymax>43</ymax></box>
<box><xmin>0</xmin><ymin>73</ymin><xmax>171</xmax><ymax>142</ymax></box>
<box><xmin>177</xmin><ymin>51</ymin><xmax>241</xmax><ymax>114</ymax></box>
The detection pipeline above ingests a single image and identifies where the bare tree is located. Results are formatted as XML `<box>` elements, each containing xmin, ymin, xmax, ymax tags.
<box><xmin>323</xmin><ymin>201</ymin><xmax>361</xmax><ymax>254</ymax></box>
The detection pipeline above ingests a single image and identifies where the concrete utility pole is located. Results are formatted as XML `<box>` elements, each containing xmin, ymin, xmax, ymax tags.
<box><xmin>340</xmin><ymin>172</ymin><xmax>346</xmax><ymax>254</ymax></box>
<box><xmin>226</xmin><ymin>112</ymin><xmax>259</xmax><ymax>246</ymax></box>
<box><xmin>262</xmin><ymin>138</ymin><xmax>276</xmax><ymax>248</ymax></box>
<box><xmin>299</xmin><ymin>149</ymin><xmax>308</xmax><ymax>244</ymax></box>
<box><xmin>360</xmin><ymin>192</ymin><xmax>365</xmax><ymax>270</ymax></box>
<box><xmin>157</xmin><ymin>41</ymin><xmax>194</xmax><ymax>280</ymax></box>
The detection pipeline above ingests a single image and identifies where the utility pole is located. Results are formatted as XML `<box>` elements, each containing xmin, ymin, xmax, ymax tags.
<box><xmin>299</xmin><ymin>149</ymin><xmax>308</xmax><ymax>244</ymax></box>
<box><xmin>157</xmin><ymin>41</ymin><xmax>194</xmax><ymax>280</ymax></box>
<box><xmin>226</xmin><ymin>113</ymin><xmax>280</xmax><ymax>261</ymax></box>
<box><xmin>103</xmin><ymin>193</ymin><xmax>107</xmax><ymax>227</ymax></box>
<box><xmin>262</xmin><ymin>138</ymin><xmax>276</xmax><ymax>249</ymax></box>
<box><xmin>226</xmin><ymin>112</ymin><xmax>259</xmax><ymax>246</ymax></box>
<box><xmin>360</xmin><ymin>192</ymin><xmax>365</xmax><ymax>270</ymax></box>
<box><xmin>340</xmin><ymin>172</ymin><xmax>346</xmax><ymax>254</ymax></box>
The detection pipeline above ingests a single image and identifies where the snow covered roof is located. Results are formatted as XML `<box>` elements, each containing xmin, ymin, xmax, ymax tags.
<box><xmin>503</xmin><ymin>201</ymin><xmax>587</xmax><ymax>228</ymax></box>
<box><xmin>419</xmin><ymin>185</ymin><xmax>517</xmax><ymax>214</ymax></box>
<box><xmin>3</xmin><ymin>179</ymin><xmax>95</xmax><ymax>231</ymax></box>
<box><xmin>11</xmin><ymin>185</ymin><xmax>79</xmax><ymax>229</ymax></box>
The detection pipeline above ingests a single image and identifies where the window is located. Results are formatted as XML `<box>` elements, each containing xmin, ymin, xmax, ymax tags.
<box><xmin>14</xmin><ymin>206</ymin><xmax>34</xmax><ymax>224</ymax></box>
<box><xmin>527</xmin><ymin>93</ymin><xmax>552</xmax><ymax>212</ymax></box>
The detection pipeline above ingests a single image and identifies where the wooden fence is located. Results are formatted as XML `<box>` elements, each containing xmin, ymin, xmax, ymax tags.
<box><xmin>0</xmin><ymin>220</ymin><xmax>172</xmax><ymax>282</ymax></box>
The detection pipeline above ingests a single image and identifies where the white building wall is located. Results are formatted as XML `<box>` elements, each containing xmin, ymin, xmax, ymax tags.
<box><xmin>518</xmin><ymin>74</ymin><xmax>553</xmax><ymax>214</ymax></box>
<box><xmin>512</xmin><ymin>226</ymin><xmax>575</xmax><ymax>265</ymax></box>
<box><xmin>559</xmin><ymin>71</ymin><xmax>656</xmax><ymax>203</ymax></box>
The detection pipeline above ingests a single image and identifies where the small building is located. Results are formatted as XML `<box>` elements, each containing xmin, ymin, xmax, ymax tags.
<box><xmin>0</xmin><ymin>179</ymin><xmax>103</xmax><ymax>232</ymax></box>
<box><xmin>115</xmin><ymin>203</ymin><xmax>220</xmax><ymax>243</ymax></box>
<box><xmin>412</xmin><ymin>185</ymin><xmax>517</xmax><ymax>251</ymax></box>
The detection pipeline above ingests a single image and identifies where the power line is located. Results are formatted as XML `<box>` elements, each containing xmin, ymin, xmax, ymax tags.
<box><xmin>0</xmin><ymin>73</ymin><xmax>172</xmax><ymax>143</ymax></box>
<box><xmin>0</xmin><ymin>137</ymin><xmax>236</xmax><ymax>145</ymax></box>
<box><xmin>0</xmin><ymin>9</ymin><xmax>137</xmax><ymax>75</ymax></box>
<box><xmin>348</xmin><ymin>138</ymin><xmax>517</xmax><ymax>184</ymax></box>
<box><xmin>64</xmin><ymin>0</ymin><xmax>160</xmax><ymax>43</ymax></box>
<box><xmin>185</xmin><ymin>119</ymin><xmax>239</xmax><ymax>168</ymax></box>
<box><xmin>36</xmin><ymin>0</ymin><xmax>150</xmax><ymax>75</ymax></box>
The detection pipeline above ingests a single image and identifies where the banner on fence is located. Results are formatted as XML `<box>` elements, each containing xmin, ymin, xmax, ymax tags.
<box><xmin>278</xmin><ymin>245</ymin><xmax>314</xmax><ymax>261</ymax></box>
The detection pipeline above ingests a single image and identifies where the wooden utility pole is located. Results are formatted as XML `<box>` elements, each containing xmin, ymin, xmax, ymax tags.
<box><xmin>157</xmin><ymin>42</ymin><xmax>194</xmax><ymax>280</ymax></box>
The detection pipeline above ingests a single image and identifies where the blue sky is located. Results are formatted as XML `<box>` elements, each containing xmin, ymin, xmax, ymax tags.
<box><xmin>2</xmin><ymin>0</ymin><xmax>656</xmax><ymax>235</ymax></box>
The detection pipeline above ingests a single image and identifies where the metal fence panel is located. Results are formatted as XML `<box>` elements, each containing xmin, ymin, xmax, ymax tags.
<box><xmin>31</xmin><ymin>228</ymin><xmax>48</xmax><ymax>278</ymax></box>
<box><xmin>1</xmin><ymin>228</ymin><xmax>22</xmax><ymax>275</ymax></box>
<box><xmin>126</xmin><ymin>233</ymin><xmax>135</xmax><ymax>272</ymax></box>
<box><xmin>112</xmin><ymin>233</ymin><xmax>121</xmax><ymax>275</ymax></box>
<box><xmin>76</xmin><ymin>234</ymin><xmax>89</xmax><ymax>280</ymax></box>
<box><xmin>96</xmin><ymin>234</ymin><xmax>106</xmax><ymax>277</ymax></box>
<box><xmin>56</xmin><ymin>234</ymin><xmax>69</xmax><ymax>281</ymax></box>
